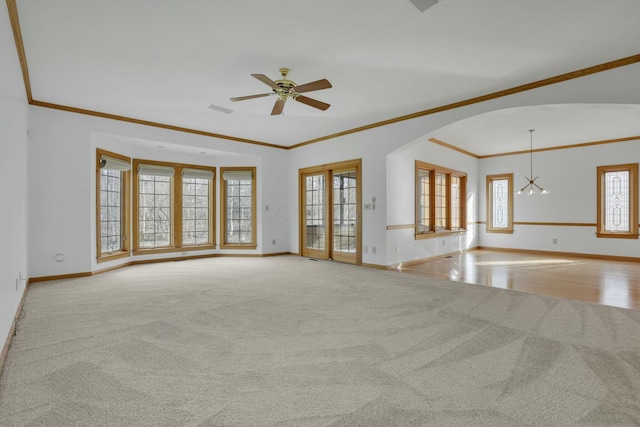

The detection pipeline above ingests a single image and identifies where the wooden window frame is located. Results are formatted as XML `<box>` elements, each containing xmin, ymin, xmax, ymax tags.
<box><xmin>415</xmin><ymin>160</ymin><xmax>467</xmax><ymax>240</ymax></box>
<box><xmin>597</xmin><ymin>163</ymin><xmax>638</xmax><ymax>239</ymax></box>
<box><xmin>133</xmin><ymin>159</ymin><xmax>216</xmax><ymax>255</ymax></box>
<box><xmin>96</xmin><ymin>149</ymin><xmax>131</xmax><ymax>263</ymax></box>
<box><xmin>220</xmin><ymin>166</ymin><xmax>257</xmax><ymax>249</ymax></box>
<box><xmin>486</xmin><ymin>173</ymin><xmax>514</xmax><ymax>233</ymax></box>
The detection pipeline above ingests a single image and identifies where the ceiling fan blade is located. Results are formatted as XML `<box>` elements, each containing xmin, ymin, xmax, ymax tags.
<box><xmin>251</xmin><ymin>74</ymin><xmax>281</xmax><ymax>90</ymax></box>
<box><xmin>295</xmin><ymin>95</ymin><xmax>330</xmax><ymax>111</ymax></box>
<box><xmin>229</xmin><ymin>93</ymin><xmax>272</xmax><ymax>102</ymax></box>
<box><xmin>271</xmin><ymin>98</ymin><xmax>286</xmax><ymax>115</ymax></box>
<box><xmin>294</xmin><ymin>79</ymin><xmax>332</xmax><ymax>94</ymax></box>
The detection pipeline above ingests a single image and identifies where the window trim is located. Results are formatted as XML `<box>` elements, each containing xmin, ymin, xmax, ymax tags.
<box><xmin>220</xmin><ymin>166</ymin><xmax>257</xmax><ymax>249</ymax></box>
<box><xmin>132</xmin><ymin>159</ymin><xmax>217</xmax><ymax>254</ymax></box>
<box><xmin>486</xmin><ymin>173</ymin><xmax>514</xmax><ymax>234</ymax></box>
<box><xmin>596</xmin><ymin>163</ymin><xmax>638</xmax><ymax>239</ymax></box>
<box><xmin>96</xmin><ymin>149</ymin><xmax>131</xmax><ymax>263</ymax></box>
<box><xmin>415</xmin><ymin>160</ymin><xmax>467</xmax><ymax>240</ymax></box>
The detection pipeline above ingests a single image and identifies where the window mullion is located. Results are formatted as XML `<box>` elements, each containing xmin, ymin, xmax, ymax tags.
<box><xmin>446</xmin><ymin>173</ymin><xmax>451</xmax><ymax>231</ymax></box>
<box><xmin>429</xmin><ymin>170</ymin><xmax>436</xmax><ymax>232</ymax></box>
<box><xmin>175</xmin><ymin>168</ymin><xmax>183</xmax><ymax>248</ymax></box>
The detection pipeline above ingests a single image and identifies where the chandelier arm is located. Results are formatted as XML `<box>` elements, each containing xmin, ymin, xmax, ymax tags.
<box><xmin>518</xmin><ymin>183</ymin><xmax>531</xmax><ymax>193</ymax></box>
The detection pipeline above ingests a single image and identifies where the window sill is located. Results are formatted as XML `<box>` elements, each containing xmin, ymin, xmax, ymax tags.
<box><xmin>596</xmin><ymin>232</ymin><xmax>639</xmax><ymax>239</ymax></box>
<box><xmin>486</xmin><ymin>228</ymin><xmax>514</xmax><ymax>234</ymax></box>
<box><xmin>97</xmin><ymin>251</ymin><xmax>130</xmax><ymax>263</ymax></box>
<box><xmin>415</xmin><ymin>230</ymin><xmax>467</xmax><ymax>240</ymax></box>
<box><xmin>220</xmin><ymin>244</ymin><xmax>257</xmax><ymax>250</ymax></box>
<box><xmin>133</xmin><ymin>247</ymin><xmax>184</xmax><ymax>256</ymax></box>
<box><xmin>179</xmin><ymin>244</ymin><xmax>216</xmax><ymax>251</ymax></box>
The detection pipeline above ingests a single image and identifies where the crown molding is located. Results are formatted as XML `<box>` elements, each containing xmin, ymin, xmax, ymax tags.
<box><xmin>29</xmin><ymin>100</ymin><xmax>285</xmax><ymax>150</ymax></box>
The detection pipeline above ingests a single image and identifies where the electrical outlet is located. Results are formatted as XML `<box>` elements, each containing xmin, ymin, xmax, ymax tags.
<box><xmin>553</xmin><ymin>238</ymin><xmax>558</xmax><ymax>244</ymax></box>
<box><xmin>372</xmin><ymin>247</ymin><xmax>376</xmax><ymax>254</ymax></box>
<box><xmin>55</xmin><ymin>253</ymin><xmax>64</xmax><ymax>262</ymax></box>
<box><xmin>364</xmin><ymin>246</ymin><xmax>368</xmax><ymax>253</ymax></box>
<box><xmin>395</xmin><ymin>246</ymin><xmax>400</xmax><ymax>254</ymax></box>
<box><xmin>272</xmin><ymin>239</ymin><xmax>276</xmax><ymax>245</ymax></box>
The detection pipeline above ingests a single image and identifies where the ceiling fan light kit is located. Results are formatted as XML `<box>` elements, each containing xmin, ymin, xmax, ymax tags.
<box><xmin>230</xmin><ymin>68</ymin><xmax>332</xmax><ymax>115</ymax></box>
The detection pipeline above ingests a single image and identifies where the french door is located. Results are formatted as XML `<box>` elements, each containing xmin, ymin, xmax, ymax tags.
<box><xmin>300</xmin><ymin>160</ymin><xmax>361</xmax><ymax>265</ymax></box>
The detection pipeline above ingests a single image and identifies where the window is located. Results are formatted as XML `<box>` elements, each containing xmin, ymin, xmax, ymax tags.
<box><xmin>415</xmin><ymin>161</ymin><xmax>466</xmax><ymax>238</ymax></box>
<box><xmin>133</xmin><ymin>160</ymin><xmax>216</xmax><ymax>253</ymax></box>
<box><xmin>597</xmin><ymin>163</ymin><xmax>638</xmax><ymax>239</ymax></box>
<box><xmin>182</xmin><ymin>168</ymin><xmax>214</xmax><ymax>246</ymax></box>
<box><xmin>221</xmin><ymin>167</ymin><xmax>256</xmax><ymax>248</ymax></box>
<box><xmin>137</xmin><ymin>163</ymin><xmax>174</xmax><ymax>249</ymax></box>
<box><xmin>96</xmin><ymin>149</ymin><xmax>131</xmax><ymax>262</ymax></box>
<box><xmin>486</xmin><ymin>174</ymin><xmax>514</xmax><ymax>233</ymax></box>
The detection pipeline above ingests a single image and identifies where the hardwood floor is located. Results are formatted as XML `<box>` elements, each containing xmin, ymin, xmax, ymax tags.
<box><xmin>395</xmin><ymin>249</ymin><xmax>640</xmax><ymax>310</ymax></box>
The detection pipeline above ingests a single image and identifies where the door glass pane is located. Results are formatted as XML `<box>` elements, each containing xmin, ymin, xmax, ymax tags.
<box><xmin>333</xmin><ymin>171</ymin><xmax>357</xmax><ymax>253</ymax></box>
<box><xmin>305</xmin><ymin>174</ymin><xmax>326</xmax><ymax>250</ymax></box>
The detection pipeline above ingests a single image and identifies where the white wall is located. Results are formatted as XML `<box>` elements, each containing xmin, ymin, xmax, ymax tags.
<box><xmin>27</xmin><ymin>107</ymin><xmax>290</xmax><ymax>278</ymax></box>
<box><xmin>0</xmin><ymin>5</ymin><xmax>29</xmax><ymax>349</ymax></box>
<box><xmin>479</xmin><ymin>139</ymin><xmax>640</xmax><ymax>257</ymax></box>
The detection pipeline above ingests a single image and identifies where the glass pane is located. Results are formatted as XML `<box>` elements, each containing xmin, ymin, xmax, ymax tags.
<box><xmin>604</xmin><ymin>171</ymin><xmax>630</xmax><ymax>232</ymax></box>
<box><xmin>138</xmin><ymin>174</ymin><xmax>172</xmax><ymax>248</ymax></box>
<box><xmin>183</xmin><ymin>178</ymin><xmax>210</xmax><ymax>245</ymax></box>
<box><xmin>491</xmin><ymin>178</ymin><xmax>509</xmax><ymax>228</ymax></box>
<box><xmin>225</xmin><ymin>177</ymin><xmax>253</xmax><ymax>244</ymax></box>
<box><xmin>417</xmin><ymin>169</ymin><xmax>430</xmax><ymax>233</ymax></box>
<box><xmin>99</xmin><ymin>169</ymin><xmax>123</xmax><ymax>254</ymax></box>
<box><xmin>435</xmin><ymin>173</ymin><xmax>447</xmax><ymax>231</ymax></box>
<box><xmin>451</xmin><ymin>176</ymin><xmax>461</xmax><ymax>229</ymax></box>
<box><xmin>305</xmin><ymin>174</ymin><xmax>326</xmax><ymax>250</ymax></box>
<box><xmin>333</xmin><ymin>171</ymin><xmax>357</xmax><ymax>253</ymax></box>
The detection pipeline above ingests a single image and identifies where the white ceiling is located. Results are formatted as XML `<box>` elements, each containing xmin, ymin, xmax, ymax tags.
<box><xmin>13</xmin><ymin>0</ymin><xmax>640</xmax><ymax>152</ymax></box>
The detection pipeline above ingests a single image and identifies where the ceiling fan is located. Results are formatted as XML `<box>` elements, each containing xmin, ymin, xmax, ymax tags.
<box><xmin>230</xmin><ymin>68</ymin><xmax>332</xmax><ymax>115</ymax></box>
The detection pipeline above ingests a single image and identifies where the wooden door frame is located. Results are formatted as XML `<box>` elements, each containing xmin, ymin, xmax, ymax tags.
<box><xmin>298</xmin><ymin>159</ymin><xmax>362</xmax><ymax>265</ymax></box>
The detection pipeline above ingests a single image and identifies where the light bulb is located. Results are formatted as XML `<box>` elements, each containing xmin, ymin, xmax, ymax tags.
<box><xmin>541</xmin><ymin>188</ymin><xmax>550</xmax><ymax>195</ymax></box>
<box><xmin>528</xmin><ymin>188</ymin><xmax>534</xmax><ymax>196</ymax></box>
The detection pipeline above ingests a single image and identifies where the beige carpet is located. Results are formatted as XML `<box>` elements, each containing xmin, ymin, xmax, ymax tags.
<box><xmin>1</xmin><ymin>255</ymin><xmax>640</xmax><ymax>426</ymax></box>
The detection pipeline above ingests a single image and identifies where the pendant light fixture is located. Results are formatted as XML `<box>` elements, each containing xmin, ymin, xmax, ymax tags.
<box><xmin>516</xmin><ymin>129</ymin><xmax>549</xmax><ymax>195</ymax></box>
